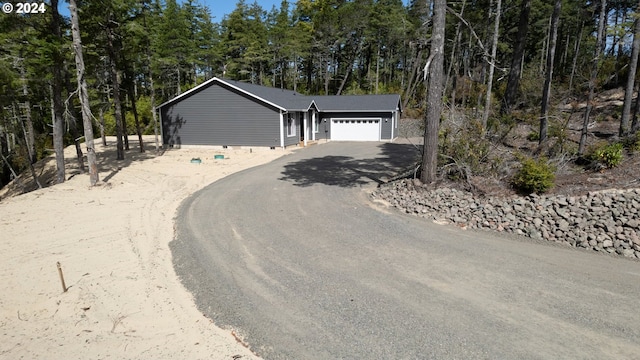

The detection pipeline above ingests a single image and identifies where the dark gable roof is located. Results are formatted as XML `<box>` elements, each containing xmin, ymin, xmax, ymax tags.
<box><xmin>159</xmin><ymin>77</ymin><xmax>401</xmax><ymax>113</ymax></box>
<box><xmin>312</xmin><ymin>94</ymin><xmax>401</xmax><ymax>112</ymax></box>
<box><xmin>221</xmin><ymin>78</ymin><xmax>313</xmax><ymax>111</ymax></box>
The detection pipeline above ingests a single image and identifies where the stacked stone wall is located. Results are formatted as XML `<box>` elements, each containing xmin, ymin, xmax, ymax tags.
<box><xmin>372</xmin><ymin>180</ymin><xmax>640</xmax><ymax>260</ymax></box>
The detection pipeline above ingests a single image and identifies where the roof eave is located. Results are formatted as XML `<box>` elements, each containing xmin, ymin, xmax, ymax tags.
<box><xmin>318</xmin><ymin>109</ymin><xmax>397</xmax><ymax>112</ymax></box>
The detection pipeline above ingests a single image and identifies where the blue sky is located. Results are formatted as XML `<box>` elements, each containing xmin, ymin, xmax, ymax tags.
<box><xmin>55</xmin><ymin>0</ymin><xmax>291</xmax><ymax>22</ymax></box>
<box><xmin>203</xmin><ymin>0</ymin><xmax>287</xmax><ymax>21</ymax></box>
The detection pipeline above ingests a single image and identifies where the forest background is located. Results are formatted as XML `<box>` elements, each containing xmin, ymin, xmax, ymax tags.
<box><xmin>1</xmin><ymin>0</ymin><xmax>640</xmax><ymax>191</ymax></box>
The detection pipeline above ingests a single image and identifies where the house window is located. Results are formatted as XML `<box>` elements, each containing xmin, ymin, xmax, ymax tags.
<box><xmin>287</xmin><ymin>113</ymin><xmax>297</xmax><ymax>137</ymax></box>
<box><xmin>314</xmin><ymin>117</ymin><xmax>319</xmax><ymax>133</ymax></box>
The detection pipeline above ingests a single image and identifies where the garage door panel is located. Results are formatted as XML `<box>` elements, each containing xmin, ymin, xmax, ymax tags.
<box><xmin>331</xmin><ymin>119</ymin><xmax>380</xmax><ymax>141</ymax></box>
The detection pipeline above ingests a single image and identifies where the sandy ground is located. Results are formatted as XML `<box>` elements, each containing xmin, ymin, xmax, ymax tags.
<box><xmin>0</xmin><ymin>136</ymin><xmax>290</xmax><ymax>359</ymax></box>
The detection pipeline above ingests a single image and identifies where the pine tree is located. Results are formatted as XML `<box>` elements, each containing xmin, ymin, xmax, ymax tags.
<box><xmin>421</xmin><ymin>0</ymin><xmax>446</xmax><ymax>184</ymax></box>
<box><xmin>69</xmin><ymin>0</ymin><xmax>99</xmax><ymax>185</ymax></box>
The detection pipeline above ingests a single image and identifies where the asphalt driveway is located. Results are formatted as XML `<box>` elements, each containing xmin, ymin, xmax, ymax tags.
<box><xmin>171</xmin><ymin>141</ymin><xmax>640</xmax><ymax>360</ymax></box>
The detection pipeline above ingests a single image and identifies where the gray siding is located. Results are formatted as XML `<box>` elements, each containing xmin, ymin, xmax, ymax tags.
<box><xmin>320</xmin><ymin>111</ymin><xmax>394</xmax><ymax>140</ymax></box>
<box><xmin>162</xmin><ymin>83</ymin><xmax>281</xmax><ymax>147</ymax></box>
<box><xmin>282</xmin><ymin>112</ymin><xmax>301</xmax><ymax>147</ymax></box>
<box><xmin>316</xmin><ymin>114</ymin><xmax>331</xmax><ymax>140</ymax></box>
<box><xmin>381</xmin><ymin>115</ymin><xmax>393</xmax><ymax>140</ymax></box>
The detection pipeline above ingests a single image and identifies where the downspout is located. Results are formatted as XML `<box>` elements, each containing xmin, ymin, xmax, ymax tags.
<box><xmin>279</xmin><ymin>111</ymin><xmax>285</xmax><ymax>148</ymax></box>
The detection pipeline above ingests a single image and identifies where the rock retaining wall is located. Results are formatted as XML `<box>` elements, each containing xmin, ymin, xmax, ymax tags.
<box><xmin>371</xmin><ymin>179</ymin><xmax>640</xmax><ymax>260</ymax></box>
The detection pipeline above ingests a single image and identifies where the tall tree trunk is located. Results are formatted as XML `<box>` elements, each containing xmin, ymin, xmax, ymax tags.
<box><xmin>0</xmin><ymin>115</ymin><xmax>18</xmax><ymax>179</ymax></box>
<box><xmin>106</xmin><ymin>23</ymin><xmax>125</xmax><ymax>160</ymax></box>
<box><xmin>482</xmin><ymin>0</ymin><xmax>501</xmax><ymax>131</ymax></box>
<box><xmin>614</xmin><ymin>8</ymin><xmax>627</xmax><ymax>85</ymax></box>
<box><xmin>99</xmin><ymin>107</ymin><xmax>107</xmax><ymax>146</ymax></box>
<box><xmin>293</xmin><ymin>55</ymin><xmax>298</xmax><ymax>92</ymax></box>
<box><xmin>403</xmin><ymin>46</ymin><xmax>423</xmax><ymax>110</ymax></box>
<box><xmin>560</xmin><ymin>31</ymin><xmax>569</xmax><ymax>69</ymax></box>
<box><xmin>375</xmin><ymin>46</ymin><xmax>380</xmax><ymax>94</ymax></box>
<box><xmin>337</xmin><ymin>42</ymin><xmax>362</xmax><ymax>96</ymax></box>
<box><xmin>51</xmin><ymin>0</ymin><xmax>65</xmax><ymax>184</ymax></box>
<box><xmin>123</xmin><ymin>105</ymin><xmax>130</xmax><ymax>151</ymax></box>
<box><xmin>125</xmin><ymin>68</ymin><xmax>144</xmax><ymax>152</ymax></box>
<box><xmin>579</xmin><ymin>0</ymin><xmax>607</xmax><ymax>156</ymax></box>
<box><xmin>336</xmin><ymin>64</ymin><xmax>352</xmax><ymax>95</ymax></box>
<box><xmin>632</xmin><ymin>80</ymin><xmax>640</xmax><ymax>132</ymax></box>
<box><xmin>324</xmin><ymin>55</ymin><xmax>331</xmax><ymax>95</ymax></box>
<box><xmin>500</xmin><ymin>0</ymin><xmax>531</xmax><ymax>115</ymax></box>
<box><xmin>540</xmin><ymin>14</ymin><xmax>551</xmax><ymax>74</ymax></box>
<box><xmin>129</xmin><ymin>86</ymin><xmax>144</xmax><ymax>152</ymax></box>
<box><xmin>445</xmin><ymin>0</ymin><xmax>466</xmax><ymax>100</ymax></box>
<box><xmin>69</xmin><ymin>0</ymin><xmax>99</xmax><ymax>185</ymax></box>
<box><xmin>141</xmin><ymin>0</ymin><xmax>159</xmax><ymax>152</ymax></box>
<box><xmin>18</xmin><ymin>60</ymin><xmax>35</xmax><ymax>164</ymax></box>
<box><xmin>147</xmin><ymin>52</ymin><xmax>160</xmax><ymax>152</ymax></box>
<box><xmin>620</xmin><ymin>0</ymin><xmax>640</xmax><ymax>137</ymax></box>
<box><xmin>14</xmin><ymin>104</ymin><xmax>42</xmax><ymax>189</ymax></box>
<box><xmin>64</xmin><ymin>66</ymin><xmax>85</xmax><ymax>173</ymax></box>
<box><xmin>539</xmin><ymin>0</ymin><xmax>562</xmax><ymax>143</ymax></box>
<box><xmin>569</xmin><ymin>21</ymin><xmax>584</xmax><ymax>92</ymax></box>
<box><xmin>176</xmin><ymin>67</ymin><xmax>181</xmax><ymax>95</ymax></box>
<box><xmin>0</xmin><ymin>149</ymin><xmax>18</xmax><ymax>180</ymax></box>
<box><xmin>50</xmin><ymin>85</ymin><xmax>65</xmax><ymax>184</ymax></box>
<box><xmin>421</xmin><ymin>0</ymin><xmax>446</xmax><ymax>184</ymax></box>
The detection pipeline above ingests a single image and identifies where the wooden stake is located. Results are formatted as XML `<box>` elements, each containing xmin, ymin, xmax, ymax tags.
<box><xmin>57</xmin><ymin>262</ymin><xmax>67</xmax><ymax>293</ymax></box>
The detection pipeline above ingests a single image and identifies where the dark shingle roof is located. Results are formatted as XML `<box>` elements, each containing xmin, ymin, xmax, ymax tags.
<box><xmin>159</xmin><ymin>77</ymin><xmax>401</xmax><ymax>113</ymax></box>
<box><xmin>312</xmin><ymin>94</ymin><xmax>401</xmax><ymax>112</ymax></box>
<box><xmin>221</xmin><ymin>79</ymin><xmax>313</xmax><ymax>111</ymax></box>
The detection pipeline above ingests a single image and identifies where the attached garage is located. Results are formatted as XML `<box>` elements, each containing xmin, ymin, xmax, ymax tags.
<box><xmin>330</xmin><ymin>118</ymin><xmax>381</xmax><ymax>141</ymax></box>
<box><xmin>159</xmin><ymin>77</ymin><xmax>402</xmax><ymax>148</ymax></box>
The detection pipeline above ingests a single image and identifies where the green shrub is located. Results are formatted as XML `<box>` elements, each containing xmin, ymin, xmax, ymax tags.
<box><xmin>511</xmin><ymin>156</ymin><xmax>556</xmax><ymax>194</ymax></box>
<box><xmin>622</xmin><ymin>131</ymin><xmax>640</xmax><ymax>153</ymax></box>
<box><xmin>527</xmin><ymin>131</ymin><xmax>540</xmax><ymax>142</ymax></box>
<box><xmin>591</xmin><ymin>142</ymin><xmax>623</xmax><ymax>168</ymax></box>
<box><xmin>439</xmin><ymin>120</ymin><xmax>491</xmax><ymax>175</ymax></box>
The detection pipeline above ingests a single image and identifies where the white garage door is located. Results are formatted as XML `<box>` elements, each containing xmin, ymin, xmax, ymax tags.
<box><xmin>331</xmin><ymin>119</ymin><xmax>380</xmax><ymax>141</ymax></box>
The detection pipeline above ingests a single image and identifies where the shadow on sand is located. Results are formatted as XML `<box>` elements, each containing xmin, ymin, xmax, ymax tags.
<box><xmin>1</xmin><ymin>136</ymin><xmax>163</xmax><ymax>198</ymax></box>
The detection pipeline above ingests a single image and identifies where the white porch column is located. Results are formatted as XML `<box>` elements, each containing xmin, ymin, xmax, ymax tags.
<box><xmin>312</xmin><ymin>111</ymin><xmax>316</xmax><ymax>141</ymax></box>
<box><xmin>279</xmin><ymin>112</ymin><xmax>284</xmax><ymax>148</ymax></box>
<box><xmin>303</xmin><ymin>111</ymin><xmax>308</xmax><ymax>147</ymax></box>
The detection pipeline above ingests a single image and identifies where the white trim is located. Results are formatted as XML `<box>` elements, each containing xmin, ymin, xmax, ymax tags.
<box><xmin>391</xmin><ymin>112</ymin><xmax>396</xmax><ymax>138</ymax></box>
<box><xmin>286</xmin><ymin>113</ymin><xmax>297</xmax><ymax>137</ymax></box>
<box><xmin>156</xmin><ymin>106</ymin><xmax>163</xmax><ymax>147</ymax></box>
<box><xmin>320</xmin><ymin>109</ymin><xmax>390</xmax><ymax>113</ymax></box>
<box><xmin>306</xmin><ymin>100</ymin><xmax>318</xmax><ymax>112</ymax></box>
<box><xmin>312</xmin><ymin>111</ymin><xmax>317</xmax><ymax>140</ymax></box>
<box><xmin>303</xmin><ymin>111</ymin><xmax>308</xmax><ymax>146</ymax></box>
<box><xmin>279</xmin><ymin>112</ymin><xmax>284</xmax><ymax>148</ymax></box>
<box><xmin>330</xmin><ymin>117</ymin><xmax>382</xmax><ymax>141</ymax></box>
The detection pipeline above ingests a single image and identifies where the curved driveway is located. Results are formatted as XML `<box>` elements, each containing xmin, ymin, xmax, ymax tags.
<box><xmin>172</xmin><ymin>142</ymin><xmax>640</xmax><ymax>360</ymax></box>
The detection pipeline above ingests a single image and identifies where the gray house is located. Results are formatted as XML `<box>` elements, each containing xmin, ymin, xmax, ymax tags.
<box><xmin>159</xmin><ymin>77</ymin><xmax>401</xmax><ymax>148</ymax></box>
